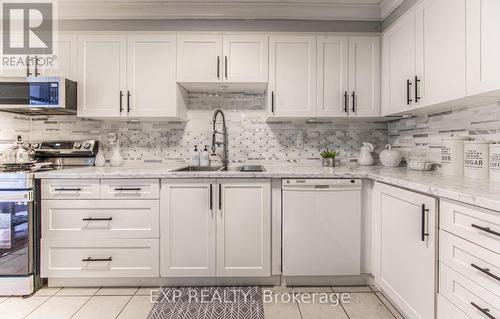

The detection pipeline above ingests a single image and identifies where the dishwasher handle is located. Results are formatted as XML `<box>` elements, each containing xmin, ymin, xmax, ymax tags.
<box><xmin>282</xmin><ymin>185</ymin><xmax>362</xmax><ymax>191</ymax></box>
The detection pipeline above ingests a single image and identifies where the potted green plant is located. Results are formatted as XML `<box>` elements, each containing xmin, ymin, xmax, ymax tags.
<box><xmin>320</xmin><ymin>149</ymin><xmax>338</xmax><ymax>167</ymax></box>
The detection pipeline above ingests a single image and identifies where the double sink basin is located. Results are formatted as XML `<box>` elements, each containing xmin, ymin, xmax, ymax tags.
<box><xmin>172</xmin><ymin>165</ymin><xmax>265</xmax><ymax>172</ymax></box>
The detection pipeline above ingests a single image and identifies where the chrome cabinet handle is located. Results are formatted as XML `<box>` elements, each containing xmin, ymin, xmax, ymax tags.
<box><xmin>471</xmin><ymin>224</ymin><xmax>500</xmax><ymax>237</ymax></box>
<box><xmin>471</xmin><ymin>263</ymin><xmax>500</xmax><ymax>282</ymax></box>
<box><xmin>471</xmin><ymin>301</ymin><xmax>495</xmax><ymax>319</ymax></box>
<box><xmin>82</xmin><ymin>217</ymin><xmax>113</xmax><ymax>221</ymax></box>
<box><xmin>26</xmin><ymin>56</ymin><xmax>32</xmax><ymax>76</ymax></box>
<box><xmin>82</xmin><ymin>257</ymin><xmax>112</xmax><ymax>262</ymax></box>
<box><xmin>114</xmin><ymin>187</ymin><xmax>141</xmax><ymax>191</ymax></box>
<box><xmin>421</xmin><ymin>204</ymin><xmax>429</xmax><ymax>241</ymax></box>
<box><xmin>34</xmin><ymin>56</ymin><xmax>40</xmax><ymax>77</ymax></box>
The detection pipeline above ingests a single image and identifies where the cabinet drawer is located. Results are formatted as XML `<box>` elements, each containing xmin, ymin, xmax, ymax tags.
<box><xmin>438</xmin><ymin>294</ymin><xmax>471</xmax><ymax>319</ymax></box>
<box><xmin>42</xmin><ymin>200</ymin><xmax>159</xmax><ymax>239</ymax></box>
<box><xmin>440</xmin><ymin>230</ymin><xmax>500</xmax><ymax>296</ymax></box>
<box><xmin>41</xmin><ymin>238</ymin><xmax>159</xmax><ymax>278</ymax></box>
<box><xmin>101</xmin><ymin>179</ymin><xmax>159</xmax><ymax>199</ymax></box>
<box><xmin>440</xmin><ymin>263</ymin><xmax>500</xmax><ymax>319</ymax></box>
<box><xmin>440</xmin><ymin>199</ymin><xmax>500</xmax><ymax>253</ymax></box>
<box><xmin>42</xmin><ymin>179</ymin><xmax>100</xmax><ymax>200</ymax></box>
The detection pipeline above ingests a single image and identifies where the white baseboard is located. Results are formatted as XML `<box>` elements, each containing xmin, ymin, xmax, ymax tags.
<box><xmin>0</xmin><ymin>276</ymin><xmax>34</xmax><ymax>296</ymax></box>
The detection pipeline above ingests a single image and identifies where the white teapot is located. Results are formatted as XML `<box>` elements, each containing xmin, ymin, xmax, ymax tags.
<box><xmin>380</xmin><ymin>144</ymin><xmax>402</xmax><ymax>167</ymax></box>
<box><xmin>358</xmin><ymin>142</ymin><xmax>374</xmax><ymax>166</ymax></box>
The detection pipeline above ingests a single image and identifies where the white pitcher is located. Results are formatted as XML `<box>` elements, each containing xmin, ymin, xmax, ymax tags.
<box><xmin>358</xmin><ymin>142</ymin><xmax>374</xmax><ymax>166</ymax></box>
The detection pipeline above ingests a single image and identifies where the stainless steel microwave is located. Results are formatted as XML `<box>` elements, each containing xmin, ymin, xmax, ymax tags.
<box><xmin>0</xmin><ymin>77</ymin><xmax>77</xmax><ymax>115</ymax></box>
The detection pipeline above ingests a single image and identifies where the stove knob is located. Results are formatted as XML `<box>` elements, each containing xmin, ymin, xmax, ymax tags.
<box><xmin>74</xmin><ymin>142</ymin><xmax>82</xmax><ymax>149</ymax></box>
<box><xmin>32</xmin><ymin>143</ymin><xmax>40</xmax><ymax>149</ymax></box>
<box><xmin>83</xmin><ymin>142</ymin><xmax>91</xmax><ymax>149</ymax></box>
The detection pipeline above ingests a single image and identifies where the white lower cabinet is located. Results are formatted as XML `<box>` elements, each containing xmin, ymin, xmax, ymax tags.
<box><xmin>41</xmin><ymin>238</ymin><xmax>159</xmax><ymax>278</ymax></box>
<box><xmin>217</xmin><ymin>179</ymin><xmax>271</xmax><ymax>277</ymax></box>
<box><xmin>160</xmin><ymin>179</ymin><xmax>271</xmax><ymax>277</ymax></box>
<box><xmin>372</xmin><ymin>182</ymin><xmax>437</xmax><ymax>319</ymax></box>
<box><xmin>438</xmin><ymin>295</ymin><xmax>471</xmax><ymax>319</ymax></box>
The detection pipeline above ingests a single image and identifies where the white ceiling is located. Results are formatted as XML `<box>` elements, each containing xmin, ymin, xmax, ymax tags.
<box><xmin>57</xmin><ymin>0</ymin><xmax>401</xmax><ymax>21</ymax></box>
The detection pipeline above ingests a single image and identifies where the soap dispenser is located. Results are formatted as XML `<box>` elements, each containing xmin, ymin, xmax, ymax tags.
<box><xmin>200</xmin><ymin>145</ymin><xmax>210</xmax><ymax>167</ymax></box>
<box><xmin>191</xmin><ymin>145</ymin><xmax>200</xmax><ymax>166</ymax></box>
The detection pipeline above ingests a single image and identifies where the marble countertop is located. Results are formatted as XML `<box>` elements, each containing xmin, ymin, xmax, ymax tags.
<box><xmin>34</xmin><ymin>163</ymin><xmax>500</xmax><ymax>212</ymax></box>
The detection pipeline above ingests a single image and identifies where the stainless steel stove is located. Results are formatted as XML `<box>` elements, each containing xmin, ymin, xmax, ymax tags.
<box><xmin>0</xmin><ymin>140</ymin><xmax>98</xmax><ymax>296</ymax></box>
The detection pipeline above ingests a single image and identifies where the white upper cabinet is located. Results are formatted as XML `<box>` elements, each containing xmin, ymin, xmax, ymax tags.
<box><xmin>222</xmin><ymin>35</ymin><xmax>268</xmax><ymax>83</ymax></box>
<box><xmin>316</xmin><ymin>36</ymin><xmax>349</xmax><ymax>117</ymax></box>
<box><xmin>382</xmin><ymin>10</ymin><xmax>416</xmax><ymax>115</ymax></box>
<box><xmin>41</xmin><ymin>33</ymin><xmax>78</xmax><ymax>79</ymax></box>
<box><xmin>415</xmin><ymin>0</ymin><xmax>466</xmax><ymax>107</ymax></box>
<box><xmin>217</xmin><ymin>179</ymin><xmax>271</xmax><ymax>277</ymax></box>
<box><xmin>177</xmin><ymin>35</ymin><xmax>222</xmax><ymax>83</ymax></box>
<box><xmin>126</xmin><ymin>35</ymin><xmax>177</xmax><ymax>117</ymax></box>
<box><xmin>348</xmin><ymin>37</ymin><xmax>380</xmax><ymax>117</ymax></box>
<box><xmin>269</xmin><ymin>35</ymin><xmax>316</xmax><ymax>118</ymax></box>
<box><xmin>77</xmin><ymin>35</ymin><xmax>127</xmax><ymax>118</ymax></box>
<box><xmin>466</xmin><ymin>0</ymin><xmax>500</xmax><ymax>96</ymax></box>
<box><xmin>78</xmin><ymin>34</ymin><xmax>185</xmax><ymax>119</ymax></box>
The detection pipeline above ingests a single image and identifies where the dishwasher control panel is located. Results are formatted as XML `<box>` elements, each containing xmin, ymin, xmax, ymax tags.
<box><xmin>282</xmin><ymin>179</ymin><xmax>361</xmax><ymax>187</ymax></box>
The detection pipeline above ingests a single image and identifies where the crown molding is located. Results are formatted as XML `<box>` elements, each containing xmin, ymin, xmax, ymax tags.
<box><xmin>56</xmin><ymin>1</ymin><xmax>401</xmax><ymax>21</ymax></box>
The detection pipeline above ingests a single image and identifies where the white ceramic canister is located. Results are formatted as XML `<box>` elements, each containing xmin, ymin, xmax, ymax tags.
<box><xmin>464</xmin><ymin>140</ymin><xmax>490</xmax><ymax>179</ymax></box>
<box><xmin>489</xmin><ymin>143</ymin><xmax>500</xmax><ymax>181</ymax></box>
<box><xmin>441</xmin><ymin>136</ymin><xmax>470</xmax><ymax>176</ymax></box>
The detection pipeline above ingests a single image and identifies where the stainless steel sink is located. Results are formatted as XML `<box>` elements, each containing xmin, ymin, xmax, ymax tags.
<box><xmin>171</xmin><ymin>165</ymin><xmax>265</xmax><ymax>172</ymax></box>
<box><xmin>172</xmin><ymin>166</ymin><xmax>223</xmax><ymax>172</ymax></box>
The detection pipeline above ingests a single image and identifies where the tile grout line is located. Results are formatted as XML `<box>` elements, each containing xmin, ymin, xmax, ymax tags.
<box><xmin>68</xmin><ymin>286</ymin><xmax>102</xmax><ymax>319</ymax></box>
<box><xmin>373</xmin><ymin>290</ymin><xmax>403</xmax><ymax>319</ymax></box>
<box><xmin>113</xmin><ymin>295</ymin><xmax>135</xmax><ymax>319</ymax></box>
<box><xmin>21</xmin><ymin>289</ymin><xmax>57</xmax><ymax>319</ymax></box>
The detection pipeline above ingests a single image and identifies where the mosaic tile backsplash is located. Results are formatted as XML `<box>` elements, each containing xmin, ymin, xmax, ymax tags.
<box><xmin>0</xmin><ymin>93</ymin><xmax>388</xmax><ymax>164</ymax></box>
<box><xmin>2</xmin><ymin>91</ymin><xmax>497</xmax><ymax>165</ymax></box>
<box><xmin>388</xmin><ymin>102</ymin><xmax>500</xmax><ymax>163</ymax></box>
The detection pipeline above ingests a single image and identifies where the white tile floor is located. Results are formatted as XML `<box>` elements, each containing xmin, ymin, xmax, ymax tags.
<box><xmin>0</xmin><ymin>286</ymin><xmax>405</xmax><ymax>319</ymax></box>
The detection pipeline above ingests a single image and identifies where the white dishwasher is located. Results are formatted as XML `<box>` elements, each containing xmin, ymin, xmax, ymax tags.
<box><xmin>282</xmin><ymin>179</ymin><xmax>361</xmax><ymax>276</ymax></box>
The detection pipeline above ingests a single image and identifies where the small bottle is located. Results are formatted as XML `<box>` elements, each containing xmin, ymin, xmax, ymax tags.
<box><xmin>191</xmin><ymin>145</ymin><xmax>200</xmax><ymax>166</ymax></box>
<box><xmin>200</xmin><ymin>145</ymin><xmax>210</xmax><ymax>167</ymax></box>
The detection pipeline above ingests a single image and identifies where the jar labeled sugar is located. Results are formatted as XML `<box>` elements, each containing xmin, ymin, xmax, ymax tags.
<box><xmin>464</xmin><ymin>140</ymin><xmax>490</xmax><ymax>179</ymax></box>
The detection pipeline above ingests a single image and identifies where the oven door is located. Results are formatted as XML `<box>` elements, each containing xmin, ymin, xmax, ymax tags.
<box><xmin>0</xmin><ymin>189</ymin><xmax>34</xmax><ymax>276</ymax></box>
<box><xmin>0</xmin><ymin>78</ymin><xmax>60</xmax><ymax>108</ymax></box>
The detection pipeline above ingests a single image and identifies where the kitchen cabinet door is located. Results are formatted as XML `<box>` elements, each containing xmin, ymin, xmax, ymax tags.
<box><xmin>177</xmin><ymin>35</ymin><xmax>222</xmax><ymax>83</ymax></box>
<box><xmin>316</xmin><ymin>36</ymin><xmax>349</xmax><ymax>117</ymax></box>
<box><xmin>372</xmin><ymin>182</ymin><xmax>437</xmax><ymax>319</ymax></box>
<box><xmin>77</xmin><ymin>35</ymin><xmax>127</xmax><ymax>117</ymax></box>
<box><xmin>466</xmin><ymin>0</ymin><xmax>500</xmax><ymax>96</ymax></box>
<box><xmin>348</xmin><ymin>36</ymin><xmax>380</xmax><ymax>117</ymax></box>
<box><xmin>160</xmin><ymin>179</ymin><xmax>216</xmax><ymax>277</ymax></box>
<box><xmin>217</xmin><ymin>179</ymin><xmax>271</xmax><ymax>277</ymax></box>
<box><xmin>269</xmin><ymin>36</ymin><xmax>316</xmax><ymax>117</ymax></box>
<box><xmin>382</xmin><ymin>10</ymin><xmax>416</xmax><ymax>116</ymax></box>
<box><xmin>126</xmin><ymin>35</ymin><xmax>177</xmax><ymax>117</ymax></box>
<box><xmin>0</xmin><ymin>32</ymin><xmax>31</xmax><ymax>77</ymax></box>
<box><xmin>415</xmin><ymin>0</ymin><xmax>466</xmax><ymax>107</ymax></box>
<box><xmin>41</xmin><ymin>33</ymin><xmax>77</xmax><ymax>79</ymax></box>
<box><xmin>223</xmin><ymin>35</ymin><xmax>268</xmax><ymax>83</ymax></box>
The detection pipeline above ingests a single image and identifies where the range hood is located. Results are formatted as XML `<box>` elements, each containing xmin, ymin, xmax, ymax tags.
<box><xmin>177</xmin><ymin>82</ymin><xmax>267</xmax><ymax>94</ymax></box>
<box><xmin>0</xmin><ymin>77</ymin><xmax>77</xmax><ymax>115</ymax></box>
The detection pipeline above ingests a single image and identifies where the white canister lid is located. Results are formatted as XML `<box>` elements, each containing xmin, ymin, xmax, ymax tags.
<box><xmin>442</xmin><ymin>135</ymin><xmax>470</xmax><ymax>141</ymax></box>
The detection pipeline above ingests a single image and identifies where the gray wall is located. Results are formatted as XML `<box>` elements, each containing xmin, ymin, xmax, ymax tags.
<box><xmin>59</xmin><ymin>19</ymin><xmax>381</xmax><ymax>32</ymax></box>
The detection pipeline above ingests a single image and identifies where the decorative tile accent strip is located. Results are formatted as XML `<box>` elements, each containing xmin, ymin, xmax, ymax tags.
<box><xmin>388</xmin><ymin>102</ymin><xmax>500</xmax><ymax>163</ymax></box>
